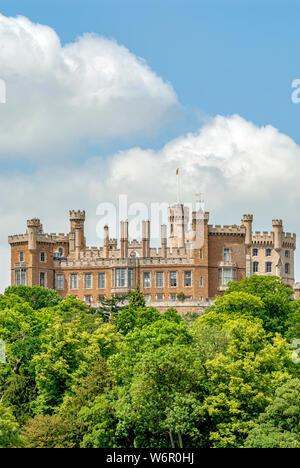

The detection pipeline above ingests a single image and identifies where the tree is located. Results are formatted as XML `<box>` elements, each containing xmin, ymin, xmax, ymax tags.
<box><xmin>96</xmin><ymin>294</ymin><xmax>128</xmax><ymax>323</ymax></box>
<box><xmin>32</xmin><ymin>316</ymin><xmax>121</xmax><ymax>414</ymax></box>
<box><xmin>115</xmin><ymin>344</ymin><xmax>206</xmax><ymax>448</ymax></box>
<box><xmin>59</xmin><ymin>359</ymin><xmax>113</xmax><ymax>448</ymax></box>
<box><xmin>202</xmin><ymin>318</ymin><xmax>292</xmax><ymax>448</ymax></box>
<box><xmin>22</xmin><ymin>414</ymin><xmax>75</xmax><ymax>448</ymax></box>
<box><xmin>200</xmin><ymin>291</ymin><xmax>265</xmax><ymax>329</ymax></box>
<box><xmin>225</xmin><ymin>275</ymin><xmax>293</xmax><ymax>335</ymax></box>
<box><xmin>5</xmin><ymin>285</ymin><xmax>62</xmax><ymax>310</ymax></box>
<box><xmin>112</xmin><ymin>306</ymin><xmax>161</xmax><ymax>335</ymax></box>
<box><xmin>0</xmin><ymin>294</ymin><xmax>55</xmax><ymax>379</ymax></box>
<box><xmin>0</xmin><ymin>403</ymin><xmax>23</xmax><ymax>448</ymax></box>
<box><xmin>245</xmin><ymin>379</ymin><xmax>300</xmax><ymax>448</ymax></box>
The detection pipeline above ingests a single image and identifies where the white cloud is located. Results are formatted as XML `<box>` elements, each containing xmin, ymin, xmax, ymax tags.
<box><xmin>0</xmin><ymin>14</ymin><xmax>178</xmax><ymax>160</ymax></box>
<box><xmin>1</xmin><ymin>114</ymin><xmax>300</xmax><ymax>292</ymax></box>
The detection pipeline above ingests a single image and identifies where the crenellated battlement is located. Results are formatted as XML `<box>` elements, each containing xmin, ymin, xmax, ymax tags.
<box><xmin>8</xmin><ymin>234</ymin><xmax>28</xmax><ymax>244</ymax></box>
<box><xmin>69</xmin><ymin>210</ymin><xmax>86</xmax><ymax>221</ymax></box>
<box><xmin>272</xmin><ymin>219</ymin><xmax>283</xmax><ymax>227</ymax></box>
<box><xmin>208</xmin><ymin>224</ymin><xmax>246</xmax><ymax>236</ymax></box>
<box><xmin>242</xmin><ymin>214</ymin><xmax>253</xmax><ymax>222</ymax></box>
<box><xmin>252</xmin><ymin>231</ymin><xmax>273</xmax><ymax>243</ymax></box>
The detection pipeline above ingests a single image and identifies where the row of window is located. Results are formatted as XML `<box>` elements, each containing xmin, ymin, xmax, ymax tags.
<box><xmin>252</xmin><ymin>262</ymin><xmax>290</xmax><ymax>274</ymax></box>
<box><xmin>65</xmin><ymin>272</ymin><xmax>107</xmax><ymax>290</ymax></box>
<box><xmin>143</xmin><ymin>271</ymin><xmax>194</xmax><ymax>288</ymax></box>
<box><xmin>56</xmin><ymin>271</ymin><xmax>202</xmax><ymax>290</ymax></box>
<box><xmin>252</xmin><ymin>248</ymin><xmax>290</xmax><ymax>258</ymax></box>
<box><xmin>19</xmin><ymin>249</ymin><xmax>65</xmax><ymax>263</ymax></box>
<box><xmin>19</xmin><ymin>251</ymin><xmax>47</xmax><ymax>263</ymax></box>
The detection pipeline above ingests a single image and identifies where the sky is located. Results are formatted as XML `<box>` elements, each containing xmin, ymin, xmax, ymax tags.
<box><xmin>0</xmin><ymin>0</ymin><xmax>300</xmax><ymax>291</ymax></box>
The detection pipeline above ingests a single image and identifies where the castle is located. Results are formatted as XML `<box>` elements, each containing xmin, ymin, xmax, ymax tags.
<box><xmin>8</xmin><ymin>205</ymin><xmax>297</xmax><ymax>314</ymax></box>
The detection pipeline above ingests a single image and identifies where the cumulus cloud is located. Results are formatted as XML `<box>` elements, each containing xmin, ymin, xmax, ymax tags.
<box><xmin>1</xmin><ymin>114</ymin><xmax>300</xmax><ymax>291</ymax></box>
<box><xmin>0</xmin><ymin>14</ymin><xmax>178</xmax><ymax>160</ymax></box>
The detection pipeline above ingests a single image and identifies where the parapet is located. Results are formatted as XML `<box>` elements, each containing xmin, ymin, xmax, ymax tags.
<box><xmin>242</xmin><ymin>214</ymin><xmax>253</xmax><ymax>222</ymax></box>
<box><xmin>27</xmin><ymin>218</ymin><xmax>41</xmax><ymax>228</ymax></box>
<box><xmin>208</xmin><ymin>224</ymin><xmax>246</xmax><ymax>236</ymax></box>
<box><xmin>8</xmin><ymin>234</ymin><xmax>28</xmax><ymax>244</ymax></box>
<box><xmin>272</xmin><ymin>219</ymin><xmax>283</xmax><ymax>227</ymax></box>
<box><xmin>69</xmin><ymin>210</ymin><xmax>86</xmax><ymax>221</ymax></box>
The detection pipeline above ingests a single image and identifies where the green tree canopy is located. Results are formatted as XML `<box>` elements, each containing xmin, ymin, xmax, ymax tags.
<box><xmin>245</xmin><ymin>379</ymin><xmax>300</xmax><ymax>448</ymax></box>
<box><xmin>5</xmin><ymin>285</ymin><xmax>62</xmax><ymax>310</ymax></box>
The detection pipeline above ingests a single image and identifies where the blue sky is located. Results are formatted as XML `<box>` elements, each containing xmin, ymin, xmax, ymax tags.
<box><xmin>1</xmin><ymin>0</ymin><xmax>300</xmax><ymax>149</ymax></box>
<box><xmin>1</xmin><ymin>1</ymin><xmax>300</xmax><ymax>290</ymax></box>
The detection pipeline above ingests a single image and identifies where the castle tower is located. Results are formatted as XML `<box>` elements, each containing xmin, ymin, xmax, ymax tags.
<box><xmin>69</xmin><ymin>210</ymin><xmax>86</xmax><ymax>260</ymax></box>
<box><xmin>104</xmin><ymin>225</ymin><xmax>109</xmax><ymax>258</ymax></box>
<box><xmin>161</xmin><ymin>224</ymin><xmax>167</xmax><ymax>257</ymax></box>
<box><xmin>272</xmin><ymin>219</ymin><xmax>283</xmax><ymax>251</ymax></box>
<box><xmin>168</xmin><ymin>204</ymin><xmax>189</xmax><ymax>252</ymax></box>
<box><xmin>27</xmin><ymin>218</ymin><xmax>42</xmax><ymax>251</ymax></box>
<box><xmin>241</xmin><ymin>214</ymin><xmax>253</xmax><ymax>277</ymax></box>
<box><xmin>272</xmin><ymin>219</ymin><xmax>283</xmax><ymax>278</ymax></box>
<box><xmin>142</xmin><ymin>220</ymin><xmax>150</xmax><ymax>258</ymax></box>
<box><xmin>120</xmin><ymin>221</ymin><xmax>129</xmax><ymax>258</ymax></box>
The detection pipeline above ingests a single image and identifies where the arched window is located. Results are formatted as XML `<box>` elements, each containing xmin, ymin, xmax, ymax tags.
<box><xmin>58</xmin><ymin>247</ymin><xmax>64</xmax><ymax>257</ymax></box>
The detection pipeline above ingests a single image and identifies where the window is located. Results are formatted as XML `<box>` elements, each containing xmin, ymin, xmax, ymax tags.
<box><xmin>170</xmin><ymin>294</ymin><xmax>177</xmax><ymax>301</ymax></box>
<box><xmin>285</xmin><ymin>250</ymin><xmax>290</xmax><ymax>258</ymax></box>
<box><xmin>285</xmin><ymin>263</ymin><xmax>290</xmax><ymax>275</ymax></box>
<box><xmin>85</xmin><ymin>295</ymin><xmax>92</xmax><ymax>304</ymax></box>
<box><xmin>144</xmin><ymin>295</ymin><xmax>150</xmax><ymax>302</ymax></box>
<box><xmin>156</xmin><ymin>272</ymin><xmax>164</xmax><ymax>288</ymax></box>
<box><xmin>170</xmin><ymin>271</ymin><xmax>177</xmax><ymax>287</ymax></box>
<box><xmin>21</xmin><ymin>269</ymin><xmax>27</xmax><ymax>285</ymax></box>
<box><xmin>224</xmin><ymin>248</ymin><xmax>230</xmax><ymax>262</ymax></box>
<box><xmin>116</xmin><ymin>269</ymin><xmax>126</xmax><ymax>288</ymax></box>
<box><xmin>218</xmin><ymin>268</ymin><xmax>222</xmax><ymax>286</ymax></box>
<box><xmin>184</xmin><ymin>271</ymin><xmax>192</xmax><ymax>287</ymax></box>
<box><xmin>199</xmin><ymin>276</ymin><xmax>203</xmax><ymax>287</ymax></box>
<box><xmin>223</xmin><ymin>268</ymin><xmax>235</xmax><ymax>286</ymax></box>
<box><xmin>15</xmin><ymin>269</ymin><xmax>27</xmax><ymax>286</ymax></box>
<box><xmin>157</xmin><ymin>294</ymin><xmax>163</xmax><ymax>300</ymax></box>
<box><xmin>57</xmin><ymin>274</ymin><xmax>64</xmax><ymax>290</ymax></box>
<box><xmin>40</xmin><ymin>252</ymin><xmax>46</xmax><ymax>262</ymax></box>
<box><xmin>70</xmin><ymin>274</ymin><xmax>78</xmax><ymax>290</ymax></box>
<box><xmin>58</xmin><ymin>247</ymin><xmax>64</xmax><ymax>257</ymax></box>
<box><xmin>19</xmin><ymin>251</ymin><xmax>24</xmax><ymax>262</ymax></box>
<box><xmin>143</xmin><ymin>272</ymin><xmax>151</xmax><ymax>288</ymax></box>
<box><xmin>39</xmin><ymin>272</ymin><xmax>45</xmax><ymax>287</ymax></box>
<box><xmin>218</xmin><ymin>268</ymin><xmax>236</xmax><ymax>287</ymax></box>
<box><xmin>252</xmin><ymin>248</ymin><xmax>258</xmax><ymax>257</ymax></box>
<box><xmin>128</xmin><ymin>269</ymin><xmax>134</xmax><ymax>288</ymax></box>
<box><xmin>266</xmin><ymin>249</ymin><xmax>271</xmax><ymax>257</ymax></box>
<box><xmin>98</xmin><ymin>273</ymin><xmax>106</xmax><ymax>289</ymax></box>
<box><xmin>85</xmin><ymin>273</ymin><xmax>92</xmax><ymax>289</ymax></box>
<box><xmin>199</xmin><ymin>249</ymin><xmax>203</xmax><ymax>260</ymax></box>
<box><xmin>266</xmin><ymin>262</ymin><xmax>272</xmax><ymax>273</ymax></box>
<box><xmin>253</xmin><ymin>262</ymin><xmax>259</xmax><ymax>273</ymax></box>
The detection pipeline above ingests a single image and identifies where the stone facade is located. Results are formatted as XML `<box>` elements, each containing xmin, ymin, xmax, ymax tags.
<box><xmin>8</xmin><ymin>206</ymin><xmax>296</xmax><ymax>315</ymax></box>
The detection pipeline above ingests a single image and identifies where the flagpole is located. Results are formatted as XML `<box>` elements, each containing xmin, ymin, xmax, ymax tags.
<box><xmin>176</xmin><ymin>168</ymin><xmax>180</xmax><ymax>204</ymax></box>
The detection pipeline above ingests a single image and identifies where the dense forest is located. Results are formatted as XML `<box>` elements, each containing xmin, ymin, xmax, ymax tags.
<box><xmin>0</xmin><ymin>276</ymin><xmax>299</xmax><ymax>448</ymax></box>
